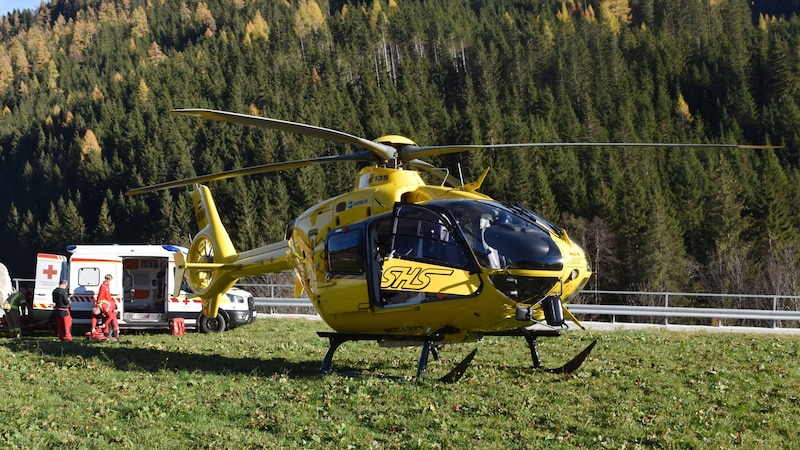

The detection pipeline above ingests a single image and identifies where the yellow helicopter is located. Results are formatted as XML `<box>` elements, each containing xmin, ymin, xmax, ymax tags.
<box><xmin>128</xmin><ymin>109</ymin><xmax>771</xmax><ymax>381</ymax></box>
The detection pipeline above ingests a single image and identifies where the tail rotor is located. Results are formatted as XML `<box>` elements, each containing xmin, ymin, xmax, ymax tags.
<box><xmin>177</xmin><ymin>185</ymin><xmax>239</xmax><ymax>317</ymax></box>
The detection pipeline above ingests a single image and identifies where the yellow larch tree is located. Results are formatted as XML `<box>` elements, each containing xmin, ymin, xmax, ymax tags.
<box><xmin>25</xmin><ymin>27</ymin><xmax>51</xmax><ymax>68</ymax></box>
<box><xmin>130</xmin><ymin>6</ymin><xmax>150</xmax><ymax>39</ymax></box>
<box><xmin>92</xmin><ymin>85</ymin><xmax>105</xmax><ymax>103</ymax></box>
<box><xmin>69</xmin><ymin>14</ymin><xmax>98</xmax><ymax>63</ymax></box>
<box><xmin>9</xmin><ymin>38</ymin><xmax>30</xmax><ymax>74</ymax></box>
<box><xmin>370</xmin><ymin>0</ymin><xmax>387</xmax><ymax>28</ymax></box>
<box><xmin>245</xmin><ymin>10</ymin><xmax>270</xmax><ymax>46</ymax></box>
<box><xmin>46</xmin><ymin>59</ymin><xmax>59</xmax><ymax>91</ymax></box>
<box><xmin>600</xmin><ymin>0</ymin><xmax>631</xmax><ymax>25</ymax></box>
<box><xmin>294</xmin><ymin>0</ymin><xmax>326</xmax><ymax>40</ymax></box>
<box><xmin>0</xmin><ymin>49</ymin><xmax>13</xmax><ymax>95</ymax></box>
<box><xmin>675</xmin><ymin>93</ymin><xmax>694</xmax><ymax>125</ymax></box>
<box><xmin>147</xmin><ymin>41</ymin><xmax>167</xmax><ymax>65</ymax></box>
<box><xmin>81</xmin><ymin>129</ymin><xmax>102</xmax><ymax>160</ymax></box>
<box><xmin>195</xmin><ymin>2</ymin><xmax>217</xmax><ymax>35</ymax></box>
<box><xmin>388</xmin><ymin>0</ymin><xmax>399</xmax><ymax>16</ymax></box>
<box><xmin>137</xmin><ymin>78</ymin><xmax>150</xmax><ymax>103</ymax></box>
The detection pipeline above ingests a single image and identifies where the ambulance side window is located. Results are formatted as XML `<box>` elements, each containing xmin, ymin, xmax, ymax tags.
<box><xmin>78</xmin><ymin>267</ymin><xmax>101</xmax><ymax>287</ymax></box>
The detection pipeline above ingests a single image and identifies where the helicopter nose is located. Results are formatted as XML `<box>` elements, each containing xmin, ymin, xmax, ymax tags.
<box><xmin>561</xmin><ymin>241</ymin><xmax>592</xmax><ymax>300</ymax></box>
<box><xmin>482</xmin><ymin>225</ymin><xmax>563</xmax><ymax>270</ymax></box>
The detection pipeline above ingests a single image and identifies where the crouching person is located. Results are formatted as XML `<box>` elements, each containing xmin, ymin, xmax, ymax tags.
<box><xmin>90</xmin><ymin>298</ymin><xmax>119</xmax><ymax>341</ymax></box>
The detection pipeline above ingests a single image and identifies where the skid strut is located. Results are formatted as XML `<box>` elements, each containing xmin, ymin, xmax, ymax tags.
<box><xmin>317</xmin><ymin>332</ymin><xmax>476</xmax><ymax>382</ymax></box>
<box><xmin>484</xmin><ymin>328</ymin><xmax>597</xmax><ymax>374</ymax></box>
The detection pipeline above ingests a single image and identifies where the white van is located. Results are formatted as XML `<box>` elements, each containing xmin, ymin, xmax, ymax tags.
<box><xmin>31</xmin><ymin>244</ymin><xmax>257</xmax><ymax>333</ymax></box>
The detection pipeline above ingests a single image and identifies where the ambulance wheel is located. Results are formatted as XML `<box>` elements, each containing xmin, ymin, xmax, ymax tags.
<box><xmin>199</xmin><ymin>313</ymin><xmax>227</xmax><ymax>333</ymax></box>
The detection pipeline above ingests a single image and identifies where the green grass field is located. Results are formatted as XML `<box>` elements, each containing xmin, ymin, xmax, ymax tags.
<box><xmin>1</xmin><ymin>317</ymin><xmax>798</xmax><ymax>449</ymax></box>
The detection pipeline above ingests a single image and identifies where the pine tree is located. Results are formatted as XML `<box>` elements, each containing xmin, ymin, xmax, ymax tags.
<box><xmin>638</xmin><ymin>184</ymin><xmax>689</xmax><ymax>293</ymax></box>
<box><xmin>702</xmin><ymin>155</ymin><xmax>754</xmax><ymax>295</ymax></box>
<box><xmin>94</xmin><ymin>195</ymin><xmax>116</xmax><ymax>241</ymax></box>
<box><xmin>755</xmin><ymin>150</ymin><xmax>798</xmax><ymax>256</ymax></box>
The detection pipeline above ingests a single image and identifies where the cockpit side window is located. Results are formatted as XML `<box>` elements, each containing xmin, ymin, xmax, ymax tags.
<box><xmin>389</xmin><ymin>204</ymin><xmax>471</xmax><ymax>269</ymax></box>
<box><xmin>327</xmin><ymin>228</ymin><xmax>365</xmax><ymax>275</ymax></box>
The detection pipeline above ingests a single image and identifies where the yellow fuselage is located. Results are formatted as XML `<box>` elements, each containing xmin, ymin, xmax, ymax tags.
<box><xmin>288</xmin><ymin>167</ymin><xmax>591</xmax><ymax>342</ymax></box>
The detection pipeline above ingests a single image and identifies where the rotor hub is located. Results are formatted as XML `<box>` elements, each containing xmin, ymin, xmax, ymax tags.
<box><xmin>374</xmin><ymin>135</ymin><xmax>418</xmax><ymax>148</ymax></box>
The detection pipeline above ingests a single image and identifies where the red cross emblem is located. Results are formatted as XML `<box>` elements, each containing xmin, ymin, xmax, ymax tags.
<box><xmin>42</xmin><ymin>264</ymin><xmax>58</xmax><ymax>280</ymax></box>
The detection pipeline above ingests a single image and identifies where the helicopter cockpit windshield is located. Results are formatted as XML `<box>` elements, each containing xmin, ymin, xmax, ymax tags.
<box><xmin>440</xmin><ymin>200</ymin><xmax>564</xmax><ymax>271</ymax></box>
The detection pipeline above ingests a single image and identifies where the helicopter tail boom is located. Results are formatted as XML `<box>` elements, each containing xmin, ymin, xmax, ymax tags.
<box><xmin>182</xmin><ymin>184</ymin><xmax>292</xmax><ymax>318</ymax></box>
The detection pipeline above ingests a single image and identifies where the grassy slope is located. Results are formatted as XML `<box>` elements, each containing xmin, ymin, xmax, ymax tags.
<box><xmin>1</xmin><ymin>318</ymin><xmax>798</xmax><ymax>449</ymax></box>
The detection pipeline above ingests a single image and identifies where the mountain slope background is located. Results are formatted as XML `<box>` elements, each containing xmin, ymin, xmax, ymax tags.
<box><xmin>0</xmin><ymin>0</ymin><xmax>798</xmax><ymax>297</ymax></box>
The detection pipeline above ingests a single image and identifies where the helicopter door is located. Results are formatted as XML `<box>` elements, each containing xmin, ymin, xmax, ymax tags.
<box><xmin>376</xmin><ymin>204</ymin><xmax>481</xmax><ymax>306</ymax></box>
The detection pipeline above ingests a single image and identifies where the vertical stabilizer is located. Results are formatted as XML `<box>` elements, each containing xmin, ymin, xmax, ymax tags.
<box><xmin>193</xmin><ymin>184</ymin><xmax>237</xmax><ymax>260</ymax></box>
<box><xmin>179</xmin><ymin>184</ymin><xmax>293</xmax><ymax>319</ymax></box>
<box><xmin>182</xmin><ymin>185</ymin><xmax>239</xmax><ymax>318</ymax></box>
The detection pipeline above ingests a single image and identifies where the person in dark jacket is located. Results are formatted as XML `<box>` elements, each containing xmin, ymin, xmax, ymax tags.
<box><xmin>53</xmin><ymin>279</ymin><xmax>72</xmax><ymax>341</ymax></box>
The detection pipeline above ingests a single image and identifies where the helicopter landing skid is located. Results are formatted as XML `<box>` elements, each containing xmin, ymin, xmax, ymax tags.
<box><xmin>482</xmin><ymin>329</ymin><xmax>598</xmax><ymax>374</ymax></box>
<box><xmin>317</xmin><ymin>332</ymin><xmax>478</xmax><ymax>383</ymax></box>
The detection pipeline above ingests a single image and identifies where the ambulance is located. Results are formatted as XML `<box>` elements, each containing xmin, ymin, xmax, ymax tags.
<box><xmin>32</xmin><ymin>244</ymin><xmax>257</xmax><ymax>332</ymax></box>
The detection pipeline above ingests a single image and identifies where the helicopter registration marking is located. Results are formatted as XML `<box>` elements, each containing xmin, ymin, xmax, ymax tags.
<box><xmin>370</xmin><ymin>174</ymin><xmax>389</xmax><ymax>183</ymax></box>
<box><xmin>381</xmin><ymin>266</ymin><xmax>454</xmax><ymax>291</ymax></box>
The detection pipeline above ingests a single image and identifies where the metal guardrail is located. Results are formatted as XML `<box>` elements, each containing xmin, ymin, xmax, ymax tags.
<box><xmin>567</xmin><ymin>304</ymin><xmax>800</xmax><ymax>322</ymax></box>
<box><xmin>255</xmin><ymin>297</ymin><xmax>315</xmax><ymax>314</ymax></box>
<box><xmin>253</xmin><ymin>289</ymin><xmax>800</xmax><ymax>329</ymax></box>
<box><xmin>576</xmin><ymin>289</ymin><xmax>800</xmax><ymax>328</ymax></box>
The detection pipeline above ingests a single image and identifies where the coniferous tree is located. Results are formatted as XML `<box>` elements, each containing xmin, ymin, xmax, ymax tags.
<box><xmin>639</xmin><ymin>185</ymin><xmax>689</xmax><ymax>293</ymax></box>
<box><xmin>703</xmin><ymin>155</ymin><xmax>755</xmax><ymax>295</ymax></box>
<box><xmin>665</xmin><ymin>149</ymin><xmax>710</xmax><ymax>260</ymax></box>
<box><xmin>94</xmin><ymin>195</ymin><xmax>116</xmax><ymax>242</ymax></box>
<box><xmin>754</xmin><ymin>150</ymin><xmax>798</xmax><ymax>259</ymax></box>
<box><xmin>38</xmin><ymin>197</ymin><xmax>86</xmax><ymax>251</ymax></box>
<box><xmin>0</xmin><ymin>0</ymin><xmax>797</xmax><ymax>288</ymax></box>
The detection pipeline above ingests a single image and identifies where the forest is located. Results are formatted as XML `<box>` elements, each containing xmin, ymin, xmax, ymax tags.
<box><xmin>0</xmin><ymin>0</ymin><xmax>798</xmax><ymax>297</ymax></box>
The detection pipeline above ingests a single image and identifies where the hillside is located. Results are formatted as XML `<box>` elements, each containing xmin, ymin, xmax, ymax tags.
<box><xmin>0</xmin><ymin>0</ymin><xmax>798</xmax><ymax>296</ymax></box>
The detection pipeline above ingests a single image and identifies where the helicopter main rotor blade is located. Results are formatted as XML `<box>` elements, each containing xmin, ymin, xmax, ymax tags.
<box><xmin>399</xmin><ymin>142</ymin><xmax>782</xmax><ymax>162</ymax></box>
<box><xmin>172</xmin><ymin>109</ymin><xmax>398</xmax><ymax>161</ymax></box>
<box><xmin>127</xmin><ymin>151</ymin><xmax>376</xmax><ymax>195</ymax></box>
<box><xmin>404</xmin><ymin>159</ymin><xmax>462</xmax><ymax>187</ymax></box>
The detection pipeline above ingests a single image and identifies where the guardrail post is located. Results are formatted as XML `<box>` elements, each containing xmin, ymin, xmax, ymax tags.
<box><xmin>773</xmin><ymin>296</ymin><xmax>778</xmax><ymax>329</ymax></box>
<box><xmin>664</xmin><ymin>293</ymin><xmax>669</xmax><ymax>326</ymax></box>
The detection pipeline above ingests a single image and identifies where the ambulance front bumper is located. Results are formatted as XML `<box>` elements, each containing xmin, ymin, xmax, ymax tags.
<box><xmin>228</xmin><ymin>309</ymin><xmax>257</xmax><ymax>327</ymax></box>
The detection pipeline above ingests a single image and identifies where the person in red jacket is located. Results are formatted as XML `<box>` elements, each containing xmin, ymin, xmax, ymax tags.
<box><xmin>91</xmin><ymin>274</ymin><xmax>118</xmax><ymax>340</ymax></box>
<box><xmin>97</xmin><ymin>274</ymin><xmax>112</xmax><ymax>303</ymax></box>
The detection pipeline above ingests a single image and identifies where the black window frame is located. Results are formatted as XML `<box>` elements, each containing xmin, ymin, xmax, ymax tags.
<box><xmin>326</xmin><ymin>227</ymin><xmax>366</xmax><ymax>276</ymax></box>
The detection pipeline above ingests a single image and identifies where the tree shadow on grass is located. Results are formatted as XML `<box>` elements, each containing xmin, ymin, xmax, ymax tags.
<box><xmin>2</xmin><ymin>337</ymin><xmax>323</xmax><ymax>380</ymax></box>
